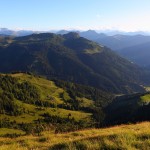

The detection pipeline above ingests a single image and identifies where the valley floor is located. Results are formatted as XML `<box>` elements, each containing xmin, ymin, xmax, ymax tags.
<box><xmin>0</xmin><ymin>122</ymin><xmax>150</xmax><ymax>150</ymax></box>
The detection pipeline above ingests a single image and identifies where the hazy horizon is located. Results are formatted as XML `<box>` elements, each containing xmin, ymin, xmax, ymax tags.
<box><xmin>1</xmin><ymin>0</ymin><xmax>150</xmax><ymax>32</ymax></box>
<box><xmin>1</xmin><ymin>27</ymin><xmax>150</xmax><ymax>35</ymax></box>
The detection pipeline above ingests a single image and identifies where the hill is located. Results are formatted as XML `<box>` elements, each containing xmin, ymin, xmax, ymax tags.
<box><xmin>0</xmin><ymin>73</ymin><xmax>113</xmax><ymax>136</ymax></box>
<box><xmin>0</xmin><ymin>122</ymin><xmax>150</xmax><ymax>149</ymax></box>
<box><xmin>105</xmin><ymin>92</ymin><xmax>150</xmax><ymax>125</ymax></box>
<box><xmin>0</xmin><ymin>73</ymin><xmax>150</xmax><ymax>149</ymax></box>
<box><xmin>0</xmin><ymin>73</ymin><xmax>150</xmax><ymax>133</ymax></box>
<box><xmin>0</xmin><ymin>32</ymin><xmax>148</xmax><ymax>94</ymax></box>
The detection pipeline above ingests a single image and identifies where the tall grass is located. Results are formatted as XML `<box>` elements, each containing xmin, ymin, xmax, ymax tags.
<box><xmin>0</xmin><ymin>122</ymin><xmax>150</xmax><ymax>150</ymax></box>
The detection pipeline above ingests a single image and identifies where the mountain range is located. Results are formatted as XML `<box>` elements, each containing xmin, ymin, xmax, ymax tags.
<box><xmin>0</xmin><ymin>32</ymin><xmax>149</xmax><ymax>94</ymax></box>
<box><xmin>57</xmin><ymin>30</ymin><xmax>150</xmax><ymax>67</ymax></box>
<box><xmin>0</xmin><ymin>28</ymin><xmax>35</xmax><ymax>36</ymax></box>
<box><xmin>79</xmin><ymin>30</ymin><xmax>150</xmax><ymax>68</ymax></box>
<box><xmin>78</xmin><ymin>30</ymin><xmax>150</xmax><ymax>50</ymax></box>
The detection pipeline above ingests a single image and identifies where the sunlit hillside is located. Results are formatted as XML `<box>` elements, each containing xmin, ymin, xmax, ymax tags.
<box><xmin>0</xmin><ymin>122</ymin><xmax>149</xmax><ymax>150</ymax></box>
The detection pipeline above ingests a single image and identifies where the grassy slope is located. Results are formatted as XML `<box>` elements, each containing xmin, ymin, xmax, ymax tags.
<box><xmin>0</xmin><ymin>122</ymin><xmax>149</xmax><ymax>150</ymax></box>
<box><xmin>11</xmin><ymin>73</ymin><xmax>94</xmax><ymax>108</ymax></box>
<box><xmin>0</xmin><ymin>73</ymin><xmax>92</xmax><ymax>133</ymax></box>
<box><xmin>0</xmin><ymin>128</ymin><xmax>25</xmax><ymax>137</ymax></box>
<box><xmin>141</xmin><ymin>94</ymin><xmax>150</xmax><ymax>103</ymax></box>
<box><xmin>142</xmin><ymin>87</ymin><xmax>150</xmax><ymax>103</ymax></box>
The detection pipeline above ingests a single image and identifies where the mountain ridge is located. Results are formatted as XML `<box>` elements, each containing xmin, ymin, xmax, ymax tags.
<box><xmin>0</xmin><ymin>32</ymin><xmax>148</xmax><ymax>94</ymax></box>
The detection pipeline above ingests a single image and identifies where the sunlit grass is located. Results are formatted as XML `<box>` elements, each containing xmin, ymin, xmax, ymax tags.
<box><xmin>2</xmin><ymin>73</ymin><xmax>92</xmax><ymax>122</ymax></box>
<box><xmin>140</xmin><ymin>94</ymin><xmax>150</xmax><ymax>103</ymax></box>
<box><xmin>145</xmin><ymin>86</ymin><xmax>150</xmax><ymax>92</ymax></box>
<box><xmin>0</xmin><ymin>128</ymin><xmax>25</xmax><ymax>136</ymax></box>
<box><xmin>0</xmin><ymin>122</ymin><xmax>149</xmax><ymax>150</ymax></box>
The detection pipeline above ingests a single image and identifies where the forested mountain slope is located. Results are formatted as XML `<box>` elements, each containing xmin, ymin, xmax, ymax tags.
<box><xmin>0</xmin><ymin>33</ymin><xmax>148</xmax><ymax>94</ymax></box>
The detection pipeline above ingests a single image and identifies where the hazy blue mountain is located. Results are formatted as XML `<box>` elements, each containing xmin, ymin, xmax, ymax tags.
<box><xmin>0</xmin><ymin>28</ymin><xmax>16</xmax><ymax>35</ymax></box>
<box><xmin>78</xmin><ymin>31</ymin><xmax>150</xmax><ymax>51</ymax></box>
<box><xmin>117</xmin><ymin>42</ymin><xmax>150</xmax><ymax>67</ymax></box>
<box><xmin>80</xmin><ymin>30</ymin><xmax>106</xmax><ymax>41</ymax></box>
<box><xmin>0</xmin><ymin>28</ymin><xmax>35</xmax><ymax>36</ymax></box>
<box><xmin>56</xmin><ymin>30</ymin><xmax>70</xmax><ymax>35</ymax></box>
<box><xmin>96</xmin><ymin>34</ymin><xmax>150</xmax><ymax>50</ymax></box>
<box><xmin>96</xmin><ymin>30</ymin><xmax>150</xmax><ymax>36</ymax></box>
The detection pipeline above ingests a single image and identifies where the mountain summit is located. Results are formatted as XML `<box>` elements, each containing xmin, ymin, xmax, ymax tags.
<box><xmin>63</xmin><ymin>32</ymin><xmax>80</xmax><ymax>39</ymax></box>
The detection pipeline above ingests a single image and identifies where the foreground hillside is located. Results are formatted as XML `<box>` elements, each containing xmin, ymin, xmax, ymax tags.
<box><xmin>0</xmin><ymin>73</ymin><xmax>150</xmax><ymax>133</ymax></box>
<box><xmin>0</xmin><ymin>73</ymin><xmax>150</xmax><ymax>149</ymax></box>
<box><xmin>0</xmin><ymin>122</ymin><xmax>150</xmax><ymax>150</ymax></box>
<box><xmin>0</xmin><ymin>73</ymin><xmax>113</xmax><ymax>136</ymax></box>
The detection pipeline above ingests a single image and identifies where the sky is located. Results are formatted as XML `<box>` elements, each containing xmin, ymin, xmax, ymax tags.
<box><xmin>0</xmin><ymin>0</ymin><xmax>150</xmax><ymax>31</ymax></box>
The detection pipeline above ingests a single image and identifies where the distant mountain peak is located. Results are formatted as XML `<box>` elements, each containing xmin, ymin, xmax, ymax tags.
<box><xmin>86</xmin><ymin>30</ymin><xmax>97</xmax><ymax>33</ymax></box>
<box><xmin>57</xmin><ymin>30</ymin><xmax>69</xmax><ymax>35</ymax></box>
<box><xmin>15</xmin><ymin>32</ymin><xmax>57</xmax><ymax>41</ymax></box>
<box><xmin>63</xmin><ymin>32</ymin><xmax>80</xmax><ymax>39</ymax></box>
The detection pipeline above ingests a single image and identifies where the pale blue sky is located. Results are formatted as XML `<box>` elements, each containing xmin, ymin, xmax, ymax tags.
<box><xmin>0</xmin><ymin>0</ymin><xmax>150</xmax><ymax>31</ymax></box>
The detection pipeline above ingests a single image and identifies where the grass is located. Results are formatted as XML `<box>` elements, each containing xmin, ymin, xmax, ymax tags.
<box><xmin>0</xmin><ymin>122</ymin><xmax>149</xmax><ymax>150</ymax></box>
<box><xmin>145</xmin><ymin>87</ymin><xmax>150</xmax><ymax>92</ymax></box>
<box><xmin>0</xmin><ymin>73</ymin><xmax>92</xmax><ymax>138</ymax></box>
<box><xmin>76</xmin><ymin>97</ymin><xmax>94</xmax><ymax>108</ymax></box>
<box><xmin>10</xmin><ymin>73</ymin><xmax>92</xmax><ymax>120</ymax></box>
<box><xmin>84</xmin><ymin>47</ymin><xmax>102</xmax><ymax>54</ymax></box>
<box><xmin>140</xmin><ymin>94</ymin><xmax>150</xmax><ymax>104</ymax></box>
<box><xmin>0</xmin><ymin>100</ymin><xmax>91</xmax><ymax>124</ymax></box>
<box><xmin>11</xmin><ymin>73</ymin><xmax>65</xmax><ymax>104</ymax></box>
<box><xmin>10</xmin><ymin>73</ymin><xmax>94</xmax><ymax>107</ymax></box>
<box><xmin>0</xmin><ymin>128</ymin><xmax>25</xmax><ymax>137</ymax></box>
